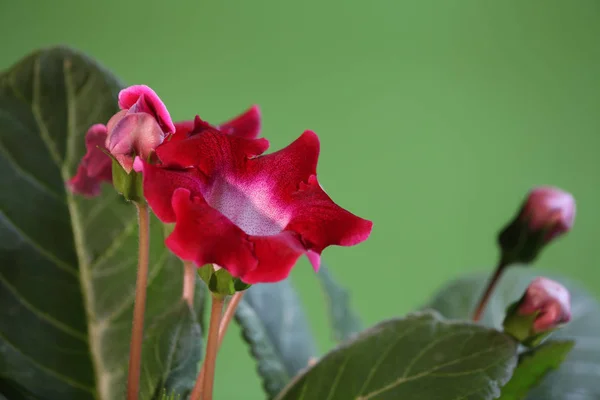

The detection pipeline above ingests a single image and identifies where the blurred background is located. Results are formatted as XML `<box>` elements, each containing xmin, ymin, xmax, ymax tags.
<box><xmin>1</xmin><ymin>0</ymin><xmax>599</xmax><ymax>398</ymax></box>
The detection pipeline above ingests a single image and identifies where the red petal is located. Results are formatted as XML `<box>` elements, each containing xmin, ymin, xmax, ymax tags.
<box><xmin>286</xmin><ymin>175</ymin><xmax>373</xmax><ymax>253</ymax></box>
<box><xmin>118</xmin><ymin>85</ymin><xmax>176</xmax><ymax>134</ymax></box>
<box><xmin>166</xmin><ymin>188</ymin><xmax>258</xmax><ymax>278</ymax></box>
<box><xmin>156</xmin><ymin>130</ymin><xmax>269</xmax><ymax>172</ymax></box>
<box><xmin>241</xmin><ymin>232</ymin><xmax>305</xmax><ymax>283</ymax></box>
<box><xmin>173</xmin><ymin>120</ymin><xmax>195</xmax><ymax>135</ymax></box>
<box><xmin>140</xmin><ymin>162</ymin><xmax>206</xmax><ymax>222</ymax></box>
<box><xmin>218</xmin><ymin>105</ymin><xmax>262</xmax><ymax>139</ymax></box>
<box><xmin>246</xmin><ymin>130</ymin><xmax>320</xmax><ymax>202</ymax></box>
<box><xmin>67</xmin><ymin>124</ymin><xmax>112</xmax><ymax>197</ymax></box>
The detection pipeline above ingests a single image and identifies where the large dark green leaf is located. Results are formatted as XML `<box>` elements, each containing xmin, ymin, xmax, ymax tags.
<box><xmin>275</xmin><ymin>311</ymin><xmax>518</xmax><ymax>400</ymax></box>
<box><xmin>0</xmin><ymin>47</ymin><xmax>202</xmax><ymax>400</ymax></box>
<box><xmin>0</xmin><ymin>379</ymin><xmax>40</xmax><ymax>400</ymax></box>
<box><xmin>316</xmin><ymin>263</ymin><xmax>362</xmax><ymax>342</ymax></box>
<box><xmin>235</xmin><ymin>280</ymin><xmax>318</xmax><ymax>399</ymax></box>
<box><xmin>498</xmin><ymin>340</ymin><xmax>574</xmax><ymax>400</ymax></box>
<box><xmin>426</xmin><ymin>268</ymin><xmax>600</xmax><ymax>400</ymax></box>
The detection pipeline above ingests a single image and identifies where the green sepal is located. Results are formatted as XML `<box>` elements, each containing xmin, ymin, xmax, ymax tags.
<box><xmin>111</xmin><ymin>158</ymin><xmax>144</xmax><ymax>202</ymax></box>
<box><xmin>197</xmin><ymin>264</ymin><xmax>252</xmax><ymax>296</ymax></box>
<box><xmin>502</xmin><ymin>301</ymin><xmax>554</xmax><ymax>348</ymax></box>
<box><xmin>233</xmin><ymin>278</ymin><xmax>252</xmax><ymax>292</ymax></box>
<box><xmin>497</xmin><ymin>216</ymin><xmax>549</xmax><ymax>266</ymax></box>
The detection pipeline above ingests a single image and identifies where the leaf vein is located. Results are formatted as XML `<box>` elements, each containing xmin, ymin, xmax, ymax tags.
<box><xmin>358</xmin><ymin>342</ymin><xmax>507</xmax><ymax>399</ymax></box>
<box><xmin>101</xmin><ymin>251</ymin><xmax>168</xmax><ymax>323</ymax></box>
<box><xmin>0</xmin><ymin>139</ymin><xmax>64</xmax><ymax>201</ymax></box>
<box><xmin>0</xmin><ymin>333</ymin><xmax>95</xmax><ymax>393</ymax></box>
<box><xmin>0</xmin><ymin>273</ymin><xmax>87</xmax><ymax>341</ymax></box>
<box><xmin>89</xmin><ymin>218</ymin><xmax>137</xmax><ymax>270</ymax></box>
<box><xmin>0</xmin><ymin>209</ymin><xmax>77</xmax><ymax>276</ymax></box>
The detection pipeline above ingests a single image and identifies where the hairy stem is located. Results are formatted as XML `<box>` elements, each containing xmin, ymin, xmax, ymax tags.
<box><xmin>126</xmin><ymin>202</ymin><xmax>150</xmax><ymax>400</ymax></box>
<box><xmin>182</xmin><ymin>261</ymin><xmax>196</xmax><ymax>306</ymax></box>
<box><xmin>193</xmin><ymin>291</ymin><xmax>244</xmax><ymax>396</ymax></box>
<box><xmin>472</xmin><ymin>260</ymin><xmax>508</xmax><ymax>322</ymax></box>
<box><xmin>191</xmin><ymin>294</ymin><xmax>225</xmax><ymax>400</ymax></box>
<box><xmin>218</xmin><ymin>291</ymin><xmax>244</xmax><ymax>347</ymax></box>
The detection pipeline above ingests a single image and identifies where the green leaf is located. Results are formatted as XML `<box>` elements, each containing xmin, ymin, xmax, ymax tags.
<box><xmin>151</xmin><ymin>303</ymin><xmax>202</xmax><ymax>399</ymax></box>
<box><xmin>498</xmin><ymin>340</ymin><xmax>574</xmax><ymax>400</ymax></box>
<box><xmin>275</xmin><ymin>311</ymin><xmax>518</xmax><ymax>400</ymax></box>
<box><xmin>235</xmin><ymin>279</ymin><xmax>318</xmax><ymax>399</ymax></box>
<box><xmin>316</xmin><ymin>263</ymin><xmax>362</xmax><ymax>342</ymax></box>
<box><xmin>0</xmin><ymin>47</ymin><xmax>203</xmax><ymax>400</ymax></box>
<box><xmin>425</xmin><ymin>268</ymin><xmax>600</xmax><ymax>400</ymax></box>
<box><xmin>0</xmin><ymin>378</ymin><xmax>40</xmax><ymax>400</ymax></box>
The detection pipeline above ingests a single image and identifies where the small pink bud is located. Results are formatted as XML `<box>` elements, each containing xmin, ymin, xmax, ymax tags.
<box><xmin>503</xmin><ymin>276</ymin><xmax>571</xmax><ymax>347</ymax></box>
<box><xmin>521</xmin><ymin>187</ymin><xmax>575</xmax><ymax>242</ymax></box>
<box><xmin>498</xmin><ymin>186</ymin><xmax>576</xmax><ymax>265</ymax></box>
<box><xmin>105</xmin><ymin>85</ymin><xmax>174</xmax><ymax>172</ymax></box>
<box><xmin>518</xmin><ymin>277</ymin><xmax>571</xmax><ymax>332</ymax></box>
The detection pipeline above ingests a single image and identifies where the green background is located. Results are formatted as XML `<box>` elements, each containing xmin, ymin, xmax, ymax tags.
<box><xmin>1</xmin><ymin>0</ymin><xmax>599</xmax><ymax>398</ymax></box>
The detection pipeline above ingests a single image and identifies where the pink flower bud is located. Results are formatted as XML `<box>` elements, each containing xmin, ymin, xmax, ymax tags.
<box><xmin>105</xmin><ymin>85</ymin><xmax>175</xmax><ymax>172</ymax></box>
<box><xmin>521</xmin><ymin>187</ymin><xmax>576</xmax><ymax>242</ymax></box>
<box><xmin>518</xmin><ymin>277</ymin><xmax>571</xmax><ymax>332</ymax></box>
<box><xmin>503</xmin><ymin>277</ymin><xmax>571</xmax><ymax>347</ymax></box>
<box><xmin>498</xmin><ymin>186</ymin><xmax>576</xmax><ymax>265</ymax></box>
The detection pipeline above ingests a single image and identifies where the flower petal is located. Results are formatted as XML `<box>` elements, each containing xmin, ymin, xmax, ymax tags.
<box><xmin>218</xmin><ymin>105</ymin><xmax>262</xmax><ymax>139</ymax></box>
<box><xmin>140</xmin><ymin>162</ymin><xmax>206</xmax><ymax>222</ymax></box>
<box><xmin>166</xmin><ymin>188</ymin><xmax>258</xmax><ymax>278</ymax></box>
<box><xmin>67</xmin><ymin>124</ymin><xmax>112</xmax><ymax>197</ymax></box>
<box><xmin>286</xmin><ymin>175</ymin><xmax>373</xmax><ymax>254</ymax></box>
<box><xmin>105</xmin><ymin>112</ymin><xmax>166</xmax><ymax>172</ymax></box>
<box><xmin>306</xmin><ymin>250</ymin><xmax>321</xmax><ymax>271</ymax></box>
<box><xmin>246</xmin><ymin>130</ymin><xmax>320</xmax><ymax>201</ymax></box>
<box><xmin>118</xmin><ymin>85</ymin><xmax>176</xmax><ymax>134</ymax></box>
<box><xmin>156</xmin><ymin>130</ymin><xmax>269</xmax><ymax>171</ymax></box>
<box><xmin>169</xmin><ymin>116</ymin><xmax>215</xmax><ymax>142</ymax></box>
<box><xmin>241</xmin><ymin>232</ymin><xmax>306</xmax><ymax>283</ymax></box>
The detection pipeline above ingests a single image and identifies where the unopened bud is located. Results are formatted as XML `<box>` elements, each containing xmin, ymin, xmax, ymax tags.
<box><xmin>498</xmin><ymin>187</ymin><xmax>575</xmax><ymax>265</ymax></box>
<box><xmin>105</xmin><ymin>85</ymin><xmax>175</xmax><ymax>172</ymax></box>
<box><xmin>503</xmin><ymin>277</ymin><xmax>571</xmax><ymax>347</ymax></box>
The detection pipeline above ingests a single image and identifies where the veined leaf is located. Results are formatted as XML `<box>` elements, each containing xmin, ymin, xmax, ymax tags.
<box><xmin>426</xmin><ymin>268</ymin><xmax>600</xmax><ymax>400</ymax></box>
<box><xmin>235</xmin><ymin>280</ymin><xmax>317</xmax><ymax>399</ymax></box>
<box><xmin>0</xmin><ymin>47</ymin><xmax>202</xmax><ymax>400</ymax></box>
<box><xmin>275</xmin><ymin>311</ymin><xmax>518</xmax><ymax>400</ymax></box>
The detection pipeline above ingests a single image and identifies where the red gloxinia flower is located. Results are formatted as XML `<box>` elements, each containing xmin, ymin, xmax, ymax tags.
<box><xmin>137</xmin><ymin>125</ymin><xmax>372</xmax><ymax>284</ymax></box>
<box><xmin>68</xmin><ymin>84</ymin><xmax>261</xmax><ymax>197</ymax></box>
<box><xmin>518</xmin><ymin>277</ymin><xmax>571</xmax><ymax>332</ymax></box>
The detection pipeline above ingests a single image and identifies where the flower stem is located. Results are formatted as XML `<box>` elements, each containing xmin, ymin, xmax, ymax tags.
<box><xmin>192</xmin><ymin>291</ymin><xmax>244</xmax><ymax>398</ymax></box>
<box><xmin>126</xmin><ymin>202</ymin><xmax>150</xmax><ymax>400</ymax></box>
<box><xmin>472</xmin><ymin>259</ymin><xmax>508</xmax><ymax>322</ymax></box>
<box><xmin>190</xmin><ymin>294</ymin><xmax>225</xmax><ymax>400</ymax></box>
<box><xmin>182</xmin><ymin>261</ymin><xmax>196</xmax><ymax>306</ymax></box>
<box><xmin>218</xmin><ymin>291</ymin><xmax>244</xmax><ymax>347</ymax></box>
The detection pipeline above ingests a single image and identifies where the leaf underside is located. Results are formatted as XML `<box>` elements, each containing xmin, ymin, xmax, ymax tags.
<box><xmin>235</xmin><ymin>280</ymin><xmax>318</xmax><ymax>399</ymax></box>
<box><xmin>316</xmin><ymin>263</ymin><xmax>363</xmax><ymax>342</ymax></box>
